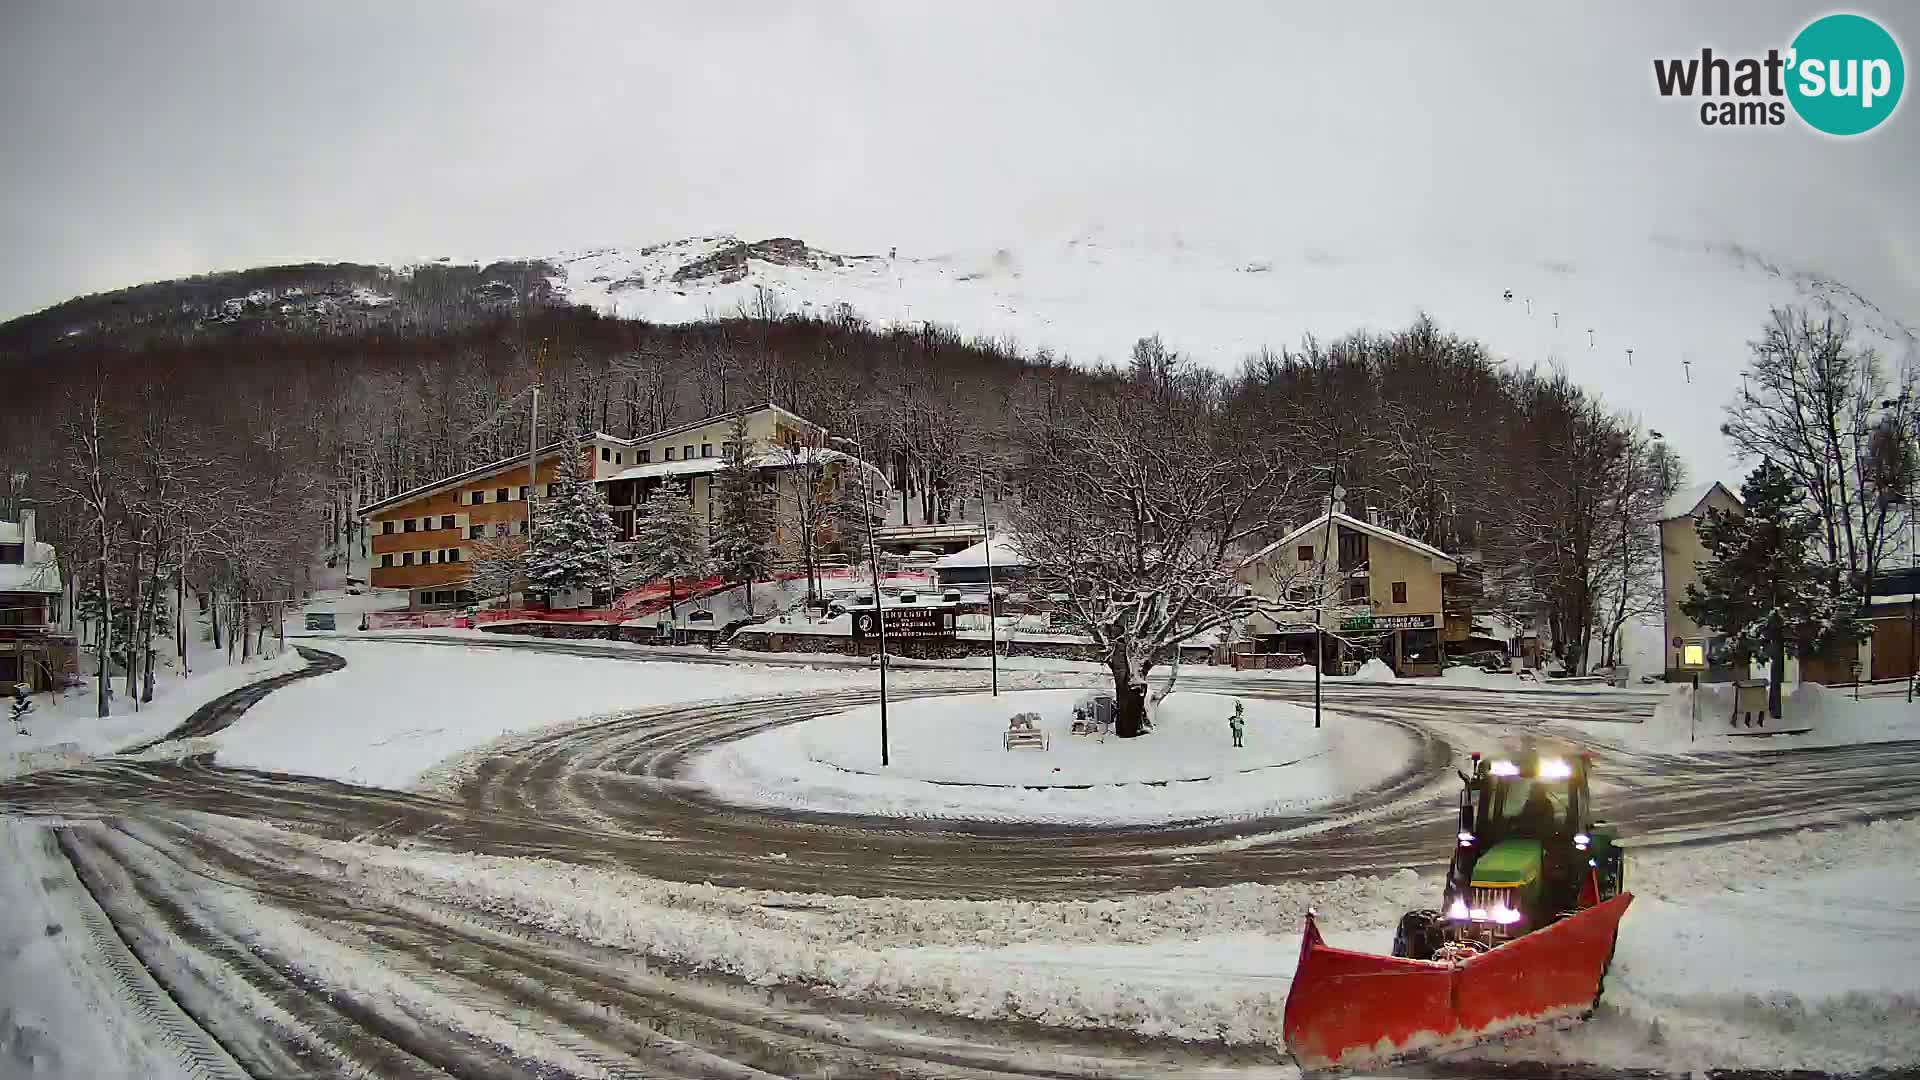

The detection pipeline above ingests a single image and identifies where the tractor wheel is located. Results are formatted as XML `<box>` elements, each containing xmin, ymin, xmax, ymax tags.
<box><xmin>1391</xmin><ymin>910</ymin><xmax>1443</xmax><ymax>960</ymax></box>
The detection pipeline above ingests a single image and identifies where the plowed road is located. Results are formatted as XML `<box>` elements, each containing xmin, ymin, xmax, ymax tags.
<box><xmin>7</xmin><ymin>640</ymin><xmax>1919</xmax><ymax>1078</ymax></box>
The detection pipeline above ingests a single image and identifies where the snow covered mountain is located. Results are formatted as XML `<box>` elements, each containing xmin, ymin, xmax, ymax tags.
<box><xmin>546</xmin><ymin>229</ymin><xmax>1916</xmax><ymax>483</ymax></box>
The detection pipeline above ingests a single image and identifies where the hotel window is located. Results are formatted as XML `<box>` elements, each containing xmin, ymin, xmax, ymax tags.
<box><xmin>701</xmin><ymin>443</ymin><xmax>713</xmax><ymax>458</ymax></box>
<box><xmin>616</xmin><ymin>452</ymin><xmax>624</xmax><ymax>464</ymax></box>
<box><xmin>1297</xmin><ymin>545</ymin><xmax>1314</xmax><ymax>561</ymax></box>
<box><xmin>401</xmin><ymin>552</ymin><xmax>413</xmax><ymax>566</ymax></box>
<box><xmin>470</xmin><ymin>491</ymin><xmax>485</xmax><ymax>504</ymax></box>
<box><xmin>638</xmin><ymin>449</ymin><xmax>651</xmax><ymax>463</ymax></box>
<box><xmin>469</xmin><ymin>524</ymin><xmax>483</xmax><ymax>539</ymax></box>
<box><xmin>1345</xmin><ymin>576</ymin><xmax>1368</xmax><ymax>603</ymax></box>
<box><xmin>518</xmin><ymin>519</ymin><xmax>528</xmax><ymax>534</ymax></box>
<box><xmin>382</xmin><ymin>520</ymin><xmax>394</xmax><ymax>534</ymax></box>
<box><xmin>380</xmin><ymin>553</ymin><xmax>393</xmax><ymax>568</ymax></box>
<box><xmin>601</xmin><ymin>447</ymin><xmax>610</xmax><ymax>462</ymax></box>
<box><xmin>1392</xmin><ymin>581</ymin><xmax>1408</xmax><ymax>604</ymax></box>
<box><xmin>665</xmin><ymin>447</ymin><xmax>676</xmax><ymax>461</ymax></box>
<box><xmin>496</xmin><ymin>487</ymin><xmax>510</xmax><ymax>502</ymax></box>
<box><xmin>683</xmin><ymin>444</ymin><xmax>694</xmax><ymax>461</ymax></box>
<box><xmin>403</xmin><ymin>518</ymin><xmax>416</xmax><ymax>533</ymax></box>
<box><xmin>494</xmin><ymin>523</ymin><xmax>509</xmax><ymax>537</ymax></box>
<box><xmin>519</xmin><ymin>485</ymin><xmax>529</xmax><ymax>500</ymax></box>
<box><xmin>440</xmin><ymin>514</ymin><xmax>455</xmax><ymax>530</ymax></box>
<box><xmin>450</xmin><ymin>548</ymin><xmax>462</xmax><ymax>563</ymax></box>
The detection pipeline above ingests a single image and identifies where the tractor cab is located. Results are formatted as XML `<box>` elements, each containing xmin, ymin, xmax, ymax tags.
<box><xmin>1393</xmin><ymin>747</ymin><xmax>1625</xmax><ymax>960</ymax></box>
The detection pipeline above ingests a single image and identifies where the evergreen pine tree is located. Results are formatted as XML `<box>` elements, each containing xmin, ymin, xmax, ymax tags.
<box><xmin>710</xmin><ymin>413</ymin><xmax>777</xmax><ymax>610</ymax></box>
<box><xmin>624</xmin><ymin>478</ymin><xmax>709</xmax><ymax>620</ymax></box>
<box><xmin>1681</xmin><ymin>460</ymin><xmax>1865</xmax><ymax>719</ymax></box>
<box><xmin>525</xmin><ymin>444</ymin><xmax>615</xmax><ymax>602</ymax></box>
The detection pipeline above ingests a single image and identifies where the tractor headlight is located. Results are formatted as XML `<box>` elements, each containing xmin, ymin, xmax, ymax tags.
<box><xmin>1458</xmin><ymin>830</ymin><xmax>1474</xmax><ymax>846</ymax></box>
<box><xmin>1490</xmin><ymin>902</ymin><xmax>1522</xmax><ymax>925</ymax></box>
<box><xmin>1574</xmin><ymin>832</ymin><xmax>1590</xmax><ymax>850</ymax></box>
<box><xmin>1539</xmin><ymin>758</ymin><xmax>1573</xmax><ymax>779</ymax></box>
<box><xmin>1447</xmin><ymin>898</ymin><xmax>1470</xmax><ymax>921</ymax></box>
<box><xmin>1490</xmin><ymin>760</ymin><xmax>1520</xmax><ymax>777</ymax></box>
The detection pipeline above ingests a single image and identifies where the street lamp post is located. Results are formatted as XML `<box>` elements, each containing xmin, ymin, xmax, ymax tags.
<box><xmin>832</xmin><ymin>431</ymin><xmax>889</xmax><ymax>765</ymax></box>
<box><xmin>979</xmin><ymin>473</ymin><xmax>999</xmax><ymax>697</ymax></box>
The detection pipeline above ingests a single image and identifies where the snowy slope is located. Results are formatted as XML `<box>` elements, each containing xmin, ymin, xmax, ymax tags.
<box><xmin>547</xmin><ymin>229</ymin><xmax>1918</xmax><ymax>482</ymax></box>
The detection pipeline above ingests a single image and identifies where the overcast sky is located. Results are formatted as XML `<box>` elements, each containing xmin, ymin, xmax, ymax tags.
<box><xmin>3</xmin><ymin>2</ymin><xmax>1916</xmax><ymax>476</ymax></box>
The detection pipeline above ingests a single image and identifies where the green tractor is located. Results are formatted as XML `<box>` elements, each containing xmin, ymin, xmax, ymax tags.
<box><xmin>1393</xmin><ymin>748</ymin><xmax>1626</xmax><ymax>960</ymax></box>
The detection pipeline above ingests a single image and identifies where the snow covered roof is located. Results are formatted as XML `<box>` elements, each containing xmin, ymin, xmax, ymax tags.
<box><xmin>1661</xmin><ymin>481</ymin><xmax>1740</xmax><ymax>522</ymax></box>
<box><xmin>641</xmin><ymin>403</ymin><xmax>822</xmax><ymax>445</ymax></box>
<box><xmin>599</xmin><ymin>446</ymin><xmax>888</xmax><ymax>488</ymax></box>
<box><xmin>356</xmin><ymin>439</ymin><xmax>577</xmax><ymax>516</ymax></box>
<box><xmin>0</xmin><ymin>534</ymin><xmax>61</xmax><ymax>594</ymax></box>
<box><xmin>1244</xmin><ymin>512</ymin><xmax>1458</xmax><ymax>572</ymax></box>
<box><xmin>934</xmin><ymin>534</ymin><xmax>1026</xmax><ymax>569</ymax></box>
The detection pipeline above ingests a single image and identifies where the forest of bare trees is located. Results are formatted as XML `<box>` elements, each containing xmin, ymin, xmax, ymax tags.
<box><xmin>2</xmin><ymin>289</ymin><xmax>1703</xmax><ymax>684</ymax></box>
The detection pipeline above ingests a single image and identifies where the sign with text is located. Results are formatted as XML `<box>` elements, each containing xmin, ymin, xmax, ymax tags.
<box><xmin>852</xmin><ymin>606</ymin><xmax>956</xmax><ymax>639</ymax></box>
<box><xmin>1339</xmin><ymin>612</ymin><xmax>1436</xmax><ymax>631</ymax></box>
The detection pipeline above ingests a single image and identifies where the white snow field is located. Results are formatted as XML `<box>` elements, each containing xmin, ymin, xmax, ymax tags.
<box><xmin>689</xmin><ymin>689</ymin><xmax>1416</xmax><ymax>825</ymax></box>
<box><xmin>541</xmin><ymin>229</ymin><xmax>1917</xmax><ymax>487</ymax></box>
<box><xmin>268</xmin><ymin>812</ymin><xmax>1920</xmax><ymax>1073</ymax></box>
<box><xmin>1578</xmin><ymin>680</ymin><xmax>1917</xmax><ymax>752</ymax></box>
<box><xmin>208</xmin><ymin>639</ymin><xmax>869</xmax><ymax>789</ymax></box>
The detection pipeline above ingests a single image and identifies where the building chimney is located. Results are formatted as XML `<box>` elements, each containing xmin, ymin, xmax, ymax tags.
<box><xmin>18</xmin><ymin>503</ymin><xmax>34</xmax><ymax>562</ymax></box>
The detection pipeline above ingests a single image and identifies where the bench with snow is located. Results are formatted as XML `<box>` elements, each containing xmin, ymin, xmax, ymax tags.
<box><xmin>1004</xmin><ymin>712</ymin><xmax>1049</xmax><ymax>751</ymax></box>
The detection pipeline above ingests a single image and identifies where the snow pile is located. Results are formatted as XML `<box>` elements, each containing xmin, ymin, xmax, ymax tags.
<box><xmin>689</xmin><ymin>689</ymin><xmax>1417</xmax><ymax>824</ymax></box>
<box><xmin>1609</xmin><ymin>680</ymin><xmax>1914</xmax><ymax>751</ymax></box>
<box><xmin>210</xmin><ymin>639</ymin><xmax>866</xmax><ymax>789</ymax></box>
<box><xmin>1350</xmin><ymin>658</ymin><xmax>1399</xmax><ymax>682</ymax></box>
<box><xmin>2</xmin><ymin>650</ymin><xmax>304</xmax><ymax>780</ymax></box>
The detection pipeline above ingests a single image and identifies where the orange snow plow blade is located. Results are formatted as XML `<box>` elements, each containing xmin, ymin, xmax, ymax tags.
<box><xmin>1282</xmin><ymin>892</ymin><xmax>1632</xmax><ymax>1073</ymax></box>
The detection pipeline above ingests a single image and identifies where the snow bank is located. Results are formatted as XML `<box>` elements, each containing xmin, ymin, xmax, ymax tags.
<box><xmin>689</xmin><ymin>689</ymin><xmax>1417</xmax><ymax>825</ymax></box>
<box><xmin>210</xmin><ymin>639</ymin><xmax>867</xmax><ymax>789</ymax></box>
<box><xmin>2</xmin><ymin>650</ymin><xmax>304</xmax><ymax>780</ymax></box>
<box><xmin>1351</xmin><ymin>658</ymin><xmax>1398</xmax><ymax>682</ymax></box>
<box><xmin>1605</xmin><ymin>680</ymin><xmax>1915</xmax><ymax>752</ymax></box>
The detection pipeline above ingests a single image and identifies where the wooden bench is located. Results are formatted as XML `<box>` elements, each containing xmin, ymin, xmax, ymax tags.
<box><xmin>1004</xmin><ymin>712</ymin><xmax>1049</xmax><ymax>751</ymax></box>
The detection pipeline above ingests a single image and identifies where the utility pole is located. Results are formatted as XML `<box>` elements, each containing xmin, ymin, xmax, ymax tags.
<box><xmin>833</xmin><ymin>428</ymin><xmax>889</xmax><ymax>765</ymax></box>
<box><xmin>527</xmin><ymin>386</ymin><xmax>540</xmax><ymax>541</ymax></box>
<box><xmin>1314</xmin><ymin>623</ymin><xmax>1323</xmax><ymax>729</ymax></box>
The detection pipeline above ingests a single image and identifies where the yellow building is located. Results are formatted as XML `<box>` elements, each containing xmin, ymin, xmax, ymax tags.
<box><xmin>1237</xmin><ymin>511</ymin><xmax>1460</xmax><ymax>676</ymax></box>
<box><xmin>1657</xmin><ymin>481</ymin><xmax>1743</xmax><ymax>678</ymax></box>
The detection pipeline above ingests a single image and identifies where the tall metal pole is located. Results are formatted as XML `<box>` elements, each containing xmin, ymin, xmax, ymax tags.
<box><xmin>847</xmin><ymin>423</ymin><xmax>889</xmax><ymax>765</ymax></box>
<box><xmin>527</xmin><ymin>386</ymin><xmax>540</xmax><ymax>541</ymax></box>
<box><xmin>981</xmin><ymin>474</ymin><xmax>998</xmax><ymax>696</ymax></box>
<box><xmin>1314</xmin><ymin>624</ymin><xmax>1323</xmax><ymax>729</ymax></box>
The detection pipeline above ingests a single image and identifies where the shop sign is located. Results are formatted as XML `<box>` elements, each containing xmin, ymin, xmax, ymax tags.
<box><xmin>852</xmin><ymin>606</ymin><xmax>956</xmax><ymax>639</ymax></box>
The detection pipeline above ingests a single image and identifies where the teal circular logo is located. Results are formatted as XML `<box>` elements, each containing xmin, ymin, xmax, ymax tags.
<box><xmin>1787</xmin><ymin>13</ymin><xmax>1904</xmax><ymax>135</ymax></box>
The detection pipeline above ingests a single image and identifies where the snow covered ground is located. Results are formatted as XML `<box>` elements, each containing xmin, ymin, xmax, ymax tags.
<box><xmin>1572</xmin><ymin>680</ymin><xmax>1917</xmax><ymax>752</ymax></box>
<box><xmin>688</xmin><ymin>689</ymin><xmax>1416</xmax><ymax>825</ymax></box>
<box><xmin>272</xmin><ymin>811</ymin><xmax>1920</xmax><ymax>1073</ymax></box>
<box><xmin>3</xmin><ymin>648</ymin><xmax>303</xmax><ymax>780</ymax></box>
<box><xmin>208</xmin><ymin>639</ymin><xmax>870</xmax><ymax>789</ymax></box>
<box><xmin>0</xmin><ymin>820</ymin><xmax>210</xmax><ymax>1080</ymax></box>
